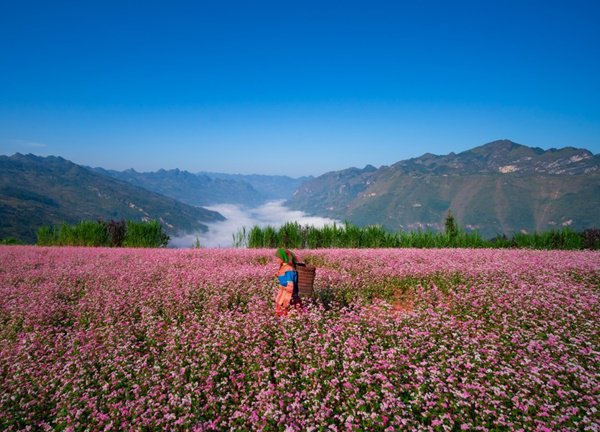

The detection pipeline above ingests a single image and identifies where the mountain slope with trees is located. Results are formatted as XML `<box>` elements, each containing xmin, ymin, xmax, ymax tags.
<box><xmin>0</xmin><ymin>154</ymin><xmax>224</xmax><ymax>243</ymax></box>
<box><xmin>286</xmin><ymin>140</ymin><xmax>600</xmax><ymax>238</ymax></box>
<box><xmin>93</xmin><ymin>168</ymin><xmax>311</xmax><ymax>207</ymax></box>
<box><xmin>93</xmin><ymin>168</ymin><xmax>265</xmax><ymax>207</ymax></box>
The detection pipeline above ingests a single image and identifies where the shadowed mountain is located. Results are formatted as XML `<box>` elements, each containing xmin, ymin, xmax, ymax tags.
<box><xmin>286</xmin><ymin>140</ymin><xmax>600</xmax><ymax>238</ymax></box>
<box><xmin>92</xmin><ymin>168</ymin><xmax>311</xmax><ymax>207</ymax></box>
<box><xmin>93</xmin><ymin>167</ymin><xmax>265</xmax><ymax>207</ymax></box>
<box><xmin>1</xmin><ymin>154</ymin><xmax>224</xmax><ymax>243</ymax></box>
<box><xmin>199</xmin><ymin>172</ymin><xmax>312</xmax><ymax>202</ymax></box>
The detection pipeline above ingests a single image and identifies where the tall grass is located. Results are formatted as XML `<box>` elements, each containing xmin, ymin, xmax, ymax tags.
<box><xmin>0</xmin><ymin>238</ymin><xmax>24</xmax><ymax>245</ymax></box>
<box><xmin>512</xmin><ymin>229</ymin><xmax>583</xmax><ymax>250</ymax></box>
<box><xmin>122</xmin><ymin>220</ymin><xmax>170</xmax><ymax>248</ymax></box>
<box><xmin>237</xmin><ymin>221</ymin><xmax>488</xmax><ymax>249</ymax></box>
<box><xmin>37</xmin><ymin>221</ymin><xmax>110</xmax><ymax>247</ymax></box>
<box><xmin>235</xmin><ymin>222</ymin><xmax>597</xmax><ymax>250</ymax></box>
<box><xmin>37</xmin><ymin>220</ymin><xmax>170</xmax><ymax>248</ymax></box>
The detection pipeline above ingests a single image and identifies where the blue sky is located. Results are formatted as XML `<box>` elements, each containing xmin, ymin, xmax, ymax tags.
<box><xmin>1</xmin><ymin>0</ymin><xmax>599</xmax><ymax>177</ymax></box>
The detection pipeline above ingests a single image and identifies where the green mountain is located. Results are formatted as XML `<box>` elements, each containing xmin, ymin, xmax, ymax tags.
<box><xmin>286</xmin><ymin>140</ymin><xmax>600</xmax><ymax>238</ymax></box>
<box><xmin>92</xmin><ymin>168</ymin><xmax>311</xmax><ymax>207</ymax></box>
<box><xmin>200</xmin><ymin>172</ymin><xmax>312</xmax><ymax>202</ymax></box>
<box><xmin>93</xmin><ymin>167</ymin><xmax>265</xmax><ymax>207</ymax></box>
<box><xmin>0</xmin><ymin>154</ymin><xmax>225</xmax><ymax>243</ymax></box>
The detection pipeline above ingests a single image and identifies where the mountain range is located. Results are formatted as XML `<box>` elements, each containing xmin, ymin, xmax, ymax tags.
<box><xmin>0</xmin><ymin>154</ymin><xmax>224</xmax><ymax>243</ymax></box>
<box><xmin>2</xmin><ymin>140</ymin><xmax>599</xmax><ymax>244</ymax></box>
<box><xmin>92</xmin><ymin>167</ymin><xmax>309</xmax><ymax>207</ymax></box>
<box><xmin>286</xmin><ymin>140</ymin><xmax>600</xmax><ymax>239</ymax></box>
<box><xmin>1</xmin><ymin>154</ymin><xmax>308</xmax><ymax>244</ymax></box>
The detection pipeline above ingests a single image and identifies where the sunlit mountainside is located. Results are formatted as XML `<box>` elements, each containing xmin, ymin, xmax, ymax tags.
<box><xmin>286</xmin><ymin>140</ymin><xmax>600</xmax><ymax>239</ymax></box>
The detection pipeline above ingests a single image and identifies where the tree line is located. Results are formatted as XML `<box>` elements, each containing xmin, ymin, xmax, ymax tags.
<box><xmin>35</xmin><ymin>219</ymin><xmax>169</xmax><ymax>248</ymax></box>
<box><xmin>233</xmin><ymin>213</ymin><xmax>600</xmax><ymax>250</ymax></box>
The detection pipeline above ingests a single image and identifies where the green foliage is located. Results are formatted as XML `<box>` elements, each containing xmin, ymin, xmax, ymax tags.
<box><xmin>0</xmin><ymin>238</ymin><xmax>24</xmax><ymax>245</ymax></box>
<box><xmin>235</xmin><ymin>221</ymin><xmax>597</xmax><ymax>250</ymax></box>
<box><xmin>123</xmin><ymin>220</ymin><xmax>170</xmax><ymax>248</ymax></box>
<box><xmin>512</xmin><ymin>228</ymin><xmax>583</xmax><ymax>250</ymax></box>
<box><xmin>37</xmin><ymin>221</ymin><xmax>110</xmax><ymax>247</ymax></box>
<box><xmin>444</xmin><ymin>210</ymin><xmax>458</xmax><ymax>239</ymax></box>
<box><xmin>36</xmin><ymin>226</ymin><xmax>58</xmax><ymax>246</ymax></box>
<box><xmin>37</xmin><ymin>219</ymin><xmax>169</xmax><ymax>248</ymax></box>
<box><xmin>394</xmin><ymin>229</ymin><xmax>486</xmax><ymax>248</ymax></box>
<box><xmin>66</xmin><ymin>221</ymin><xmax>109</xmax><ymax>246</ymax></box>
<box><xmin>236</xmin><ymin>221</ymin><xmax>486</xmax><ymax>249</ymax></box>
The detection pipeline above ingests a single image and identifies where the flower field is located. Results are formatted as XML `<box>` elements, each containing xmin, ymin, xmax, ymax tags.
<box><xmin>1</xmin><ymin>246</ymin><xmax>599</xmax><ymax>431</ymax></box>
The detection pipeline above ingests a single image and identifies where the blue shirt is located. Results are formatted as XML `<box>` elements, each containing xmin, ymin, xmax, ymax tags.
<box><xmin>278</xmin><ymin>270</ymin><xmax>298</xmax><ymax>288</ymax></box>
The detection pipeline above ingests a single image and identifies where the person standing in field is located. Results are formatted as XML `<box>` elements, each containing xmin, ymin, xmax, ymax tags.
<box><xmin>274</xmin><ymin>248</ymin><xmax>302</xmax><ymax>316</ymax></box>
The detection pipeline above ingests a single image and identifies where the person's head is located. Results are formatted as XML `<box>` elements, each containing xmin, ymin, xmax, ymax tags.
<box><xmin>275</xmin><ymin>248</ymin><xmax>297</xmax><ymax>267</ymax></box>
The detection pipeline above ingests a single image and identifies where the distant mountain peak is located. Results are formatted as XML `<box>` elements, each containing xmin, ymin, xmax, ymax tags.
<box><xmin>468</xmin><ymin>139</ymin><xmax>524</xmax><ymax>154</ymax></box>
<box><xmin>487</xmin><ymin>139</ymin><xmax>519</xmax><ymax>146</ymax></box>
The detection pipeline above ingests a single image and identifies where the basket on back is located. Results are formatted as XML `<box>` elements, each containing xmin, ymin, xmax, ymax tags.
<box><xmin>296</xmin><ymin>262</ymin><xmax>316</xmax><ymax>297</ymax></box>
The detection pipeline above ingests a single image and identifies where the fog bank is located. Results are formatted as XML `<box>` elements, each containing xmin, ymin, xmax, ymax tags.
<box><xmin>170</xmin><ymin>200</ymin><xmax>338</xmax><ymax>248</ymax></box>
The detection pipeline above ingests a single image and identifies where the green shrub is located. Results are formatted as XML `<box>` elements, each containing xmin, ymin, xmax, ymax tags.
<box><xmin>0</xmin><ymin>238</ymin><xmax>24</xmax><ymax>245</ymax></box>
<box><xmin>444</xmin><ymin>210</ymin><xmax>458</xmax><ymax>239</ymax></box>
<box><xmin>37</xmin><ymin>219</ymin><xmax>169</xmax><ymax>248</ymax></box>
<box><xmin>36</xmin><ymin>226</ymin><xmax>58</xmax><ymax>246</ymax></box>
<box><xmin>235</xmin><ymin>222</ymin><xmax>596</xmax><ymax>250</ymax></box>
<box><xmin>123</xmin><ymin>220</ymin><xmax>169</xmax><ymax>248</ymax></box>
<box><xmin>513</xmin><ymin>228</ymin><xmax>582</xmax><ymax>250</ymax></box>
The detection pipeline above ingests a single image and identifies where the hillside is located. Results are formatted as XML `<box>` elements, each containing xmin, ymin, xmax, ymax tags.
<box><xmin>93</xmin><ymin>167</ymin><xmax>265</xmax><ymax>207</ymax></box>
<box><xmin>0</xmin><ymin>154</ymin><xmax>225</xmax><ymax>243</ymax></box>
<box><xmin>286</xmin><ymin>140</ymin><xmax>600</xmax><ymax>238</ymax></box>
<box><xmin>200</xmin><ymin>172</ymin><xmax>312</xmax><ymax>202</ymax></box>
<box><xmin>92</xmin><ymin>168</ymin><xmax>311</xmax><ymax>207</ymax></box>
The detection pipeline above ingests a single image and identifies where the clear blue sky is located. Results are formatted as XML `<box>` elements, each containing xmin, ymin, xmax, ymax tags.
<box><xmin>1</xmin><ymin>0</ymin><xmax>599</xmax><ymax>177</ymax></box>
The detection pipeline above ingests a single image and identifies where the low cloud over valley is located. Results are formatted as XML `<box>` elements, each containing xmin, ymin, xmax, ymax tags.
<box><xmin>170</xmin><ymin>200</ymin><xmax>338</xmax><ymax>248</ymax></box>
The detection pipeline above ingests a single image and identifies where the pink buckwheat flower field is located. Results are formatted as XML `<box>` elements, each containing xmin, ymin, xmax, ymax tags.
<box><xmin>0</xmin><ymin>246</ymin><xmax>598</xmax><ymax>431</ymax></box>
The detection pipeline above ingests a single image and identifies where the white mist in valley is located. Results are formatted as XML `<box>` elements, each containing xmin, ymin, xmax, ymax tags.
<box><xmin>170</xmin><ymin>200</ymin><xmax>339</xmax><ymax>248</ymax></box>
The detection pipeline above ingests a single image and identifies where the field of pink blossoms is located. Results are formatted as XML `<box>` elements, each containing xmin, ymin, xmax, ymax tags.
<box><xmin>0</xmin><ymin>246</ymin><xmax>599</xmax><ymax>431</ymax></box>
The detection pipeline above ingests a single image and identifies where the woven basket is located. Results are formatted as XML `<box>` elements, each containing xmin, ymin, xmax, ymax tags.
<box><xmin>296</xmin><ymin>262</ymin><xmax>316</xmax><ymax>297</ymax></box>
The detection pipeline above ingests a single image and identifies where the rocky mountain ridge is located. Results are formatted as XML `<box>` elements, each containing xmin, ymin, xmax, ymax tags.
<box><xmin>390</xmin><ymin>140</ymin><xmax>598</xmax><ymax>176</ymax></box>
<box><xmin>287</xmin><ymin>140</ymin><xmax>600</xmax><ymax>238</ymax></box>
<box><xmin>93</xmin><ymin>168</ymin><xmax>310</xmax><ymax>207</ymax></box>
<box><xmin>93</xmin><ymin>167</ymin><xmax>263</xmax><ymax>207</ymax></box>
